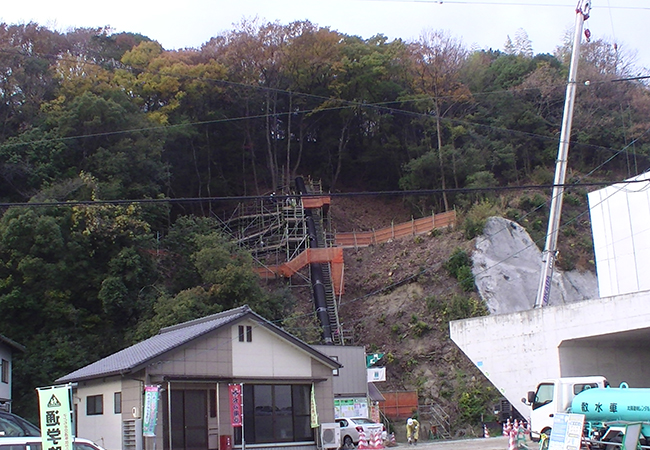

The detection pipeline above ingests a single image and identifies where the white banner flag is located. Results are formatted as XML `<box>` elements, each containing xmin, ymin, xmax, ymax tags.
<box><xmin>367</xmin><ymin>367</ymin><xmax>386</xmax><ymax>382</ymax></box>
<box><xmin>37</xmin><ymin>385</ymin><xmax>73</xmax><ymax>450</ymax></box>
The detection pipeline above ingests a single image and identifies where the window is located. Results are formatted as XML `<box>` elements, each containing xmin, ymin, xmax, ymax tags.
<box><xmin>573</xmin><ymin>383</ymin><xmax>599</xmax><ymax>395</ymax></box>
<box><xmin>114</xmin><ymin>392</ymin><xmax>122</xmax><ymax>414</ymax></box>
<box><xmin>236</xmin><ymin>384</ymin><xmax>312</xmax><ymax>444</ymax></box>
<box><xmin>86</xmin><ymin>395</ymin><xmax>103</xmax><ymax>415</ymax></box>
<box><xmin>238</xmin><ymin>325</ymin><xmax>252</xmax><ymax>342</ymax></box>
<box><xmin>1</xmin><ymin>359</ymin><xmax>8</xmax><ymax>384</ymax></box>
<box><xmin>209</xmin><ymin>389</ymin><xmax>217</xmax><ymax>418</ymax></box>
<box><xmin>532</xmin><ymin>383</ymin><xmax>554</xmax><ymax>410</ymax></box>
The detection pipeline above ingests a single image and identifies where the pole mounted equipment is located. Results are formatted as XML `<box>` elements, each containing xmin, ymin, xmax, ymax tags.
<box><xmin>534</xmin><ymin>0</ymin><xmax>592</xmax><ymax>308</ymax></box>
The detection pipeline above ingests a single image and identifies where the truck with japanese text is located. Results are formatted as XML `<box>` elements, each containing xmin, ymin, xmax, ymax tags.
<box><xmin>525</xmin><ymin>376</ymin><xmax>650</xmax><ymax>449</ymax></box>
<box><xmin>524</xmin><ymin>376</ymin><xmax>608</xmax><ymax>442</ymax></box>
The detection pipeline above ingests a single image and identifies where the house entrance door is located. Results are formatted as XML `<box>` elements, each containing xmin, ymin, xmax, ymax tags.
<box><xmin>166</xmin><ymin>389</ymin><xmax>208</xmax><ymax>450</ymax></box>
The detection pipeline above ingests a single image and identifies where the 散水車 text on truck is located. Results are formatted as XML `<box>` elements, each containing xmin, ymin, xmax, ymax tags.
<box><xmin>523</xmin><ymin>376</ymin><xmax>650</xmax><ymax>448</ymax></box>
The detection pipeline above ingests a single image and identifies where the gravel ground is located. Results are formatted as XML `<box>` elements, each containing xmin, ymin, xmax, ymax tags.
<box><xmin>388</xmin><ymin>436</ymin><xmax>524</xmax><ymax>450</ymax></box>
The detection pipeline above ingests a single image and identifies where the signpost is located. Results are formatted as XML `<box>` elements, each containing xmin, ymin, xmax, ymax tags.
<box><xmin>230</xmin><ymin>383</ymin><xmax>244</xmax><ymax>450</ymax></box>
<box><xmin>37</xmin><ymin>384</ymin><xmax>73</xmax><ymax>450</ymax></box>
<box><xmin>547</xmin><ymin>413</ymin><xmax>585</xmax><ymax>450</ymax></box>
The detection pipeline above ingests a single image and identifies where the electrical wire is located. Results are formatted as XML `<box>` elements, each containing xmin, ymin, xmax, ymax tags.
<box><xmin>1</xmin><ymin>178</ymin><xmax>650</xmax><ymax>209</ymax></box>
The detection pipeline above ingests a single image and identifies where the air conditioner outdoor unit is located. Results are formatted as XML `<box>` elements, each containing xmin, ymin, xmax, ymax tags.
<box><xmin>320</xmin><ymin>423</ymin><xmax>341</xmax><ymax>449</ymax></box>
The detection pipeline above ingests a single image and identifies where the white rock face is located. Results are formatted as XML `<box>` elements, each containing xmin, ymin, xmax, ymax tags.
<box><xmin>472</xmin><ymin>216</ymin><xmax>598</xmax><ymax>315</ymax></box>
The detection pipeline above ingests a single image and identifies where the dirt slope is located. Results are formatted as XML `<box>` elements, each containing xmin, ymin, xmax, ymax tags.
<box><xmin>329</xmin><ymin>196</ymin><xmax>495</xmax><ymax>437</ymax></box>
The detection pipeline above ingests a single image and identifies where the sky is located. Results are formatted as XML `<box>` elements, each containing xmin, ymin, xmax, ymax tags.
<box><xmin>2</xmin><ymin>1</ymin><xmax>650</xmax><ymax>72</ymax></box>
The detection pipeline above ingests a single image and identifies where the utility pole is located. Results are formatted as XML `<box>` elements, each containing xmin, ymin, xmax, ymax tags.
<box><xmin>534</xmin><ymin>0</ymin><xmax>592</xmax><ymax>308</ymax></box>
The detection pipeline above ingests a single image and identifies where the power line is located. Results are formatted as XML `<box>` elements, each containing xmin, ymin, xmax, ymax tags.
<box><xmin>1</xmin><ymin>178</ymin><xmax>649</xmax><ymax>209</ymax></box>
<box><xmin>356</xmin><ymin>0</ymin><xmax>650</xmax><ymax>9</ymax></box>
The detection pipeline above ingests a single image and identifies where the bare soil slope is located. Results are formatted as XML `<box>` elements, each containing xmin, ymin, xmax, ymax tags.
<box><xmin>329</xmin><ymin>196</ymin><xmax>495</xmax><ymax>437</ymax></box>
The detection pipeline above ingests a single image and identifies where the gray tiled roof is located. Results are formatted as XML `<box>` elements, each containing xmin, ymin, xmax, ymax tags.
<box><xmin>56</xmin><ymin>305</ymin><xmax>250</xmax><ymax>383</ymax></box>
<box><xmin>0</xmin><ymin>334</ymin><xmax>25</xmax><ymax>352</ymax></box>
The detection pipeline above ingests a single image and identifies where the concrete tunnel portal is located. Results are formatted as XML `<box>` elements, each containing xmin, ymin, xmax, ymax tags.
<box><xmin>450</xmin><ymin>290</ymin><xmax>650</xmax><ymax>419</ymax></box>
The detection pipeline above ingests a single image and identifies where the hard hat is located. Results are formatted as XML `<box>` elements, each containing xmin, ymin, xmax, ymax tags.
<box><xmin>407</xmin><ymin>418</ymin><xmax>413</xmax><ymax>426</ymax></box>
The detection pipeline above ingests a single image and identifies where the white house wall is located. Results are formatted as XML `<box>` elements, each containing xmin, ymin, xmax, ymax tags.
<box><xmin>147</xmin><ymin>328</ymin><xmax>233</xmax><ymax>379</ymax></box>
<box><xmin>75</xmin><ymin>377</ymin><xmax>123</xmax><ymax>450</ymax></box>
<box><xmin>231</xmin><ymin>320</ymin><xmax>312</xmax><ymax>378</ymax></box>
<box><xmin>588</xmin><ymin>171</ymin><xmax>650</xmax><ymax>297</ymax></box>
<box><xmin>0</xmin><ymin>345</ymin><xmax>11</xmax><ymax>403</ymax></box>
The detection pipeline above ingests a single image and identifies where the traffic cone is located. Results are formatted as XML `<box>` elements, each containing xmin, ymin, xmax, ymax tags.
<box><xmin>509</xmin><ymin>428</ymin><xmax>516</xmax><ymax>450</ymax></box>
<box><xmin>503</xmin><ymin>422</ymin><xmax>508</xmax><ymax>437</ymax></box>
<box><xmin>372</xmin><ymin>429</ymin><xmax>384</xmax><ymax>449</ymax></box>
<box><xmin>483</xmin><ymin>423</ymin><xmax>490</xmax><ymax>438</ymax></box>
<box><xmin>358</xmin><ymin>430</ymin><xmax>370</xmax><ymax>450</ymax></box>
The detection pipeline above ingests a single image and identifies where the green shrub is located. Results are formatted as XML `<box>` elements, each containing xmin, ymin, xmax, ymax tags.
<box><xmin>444</xmin><ymin>248</ymin><xmax>472</xmax><ymax>276</ymax></box>
<box><xmin>462</xmin><ymin>200</ymin><xmax>499</xmax><ymax>239</ymax></box>
<box><xmin>457</xmin><ymin>265</ymin><xmax>476</xmax><ymax>292</ymax></box>
<box><xmin>413</xmin><ymin>320</ymin><xmax>431</xmax><ymax>336</ymax></box>
<box><xmin>447</xmin><ymin>295</ymin><xmax>488</xmax><ymax>321</ymax></box>
<box><xmin>518</xmin><ymin>193</ymin><xmax>547</xmax><ymax>212</ymax></box>
<box><xmin>444</xmin><ymin>248</ymin><xmax>476</xmax><ymax>291</ymax></box>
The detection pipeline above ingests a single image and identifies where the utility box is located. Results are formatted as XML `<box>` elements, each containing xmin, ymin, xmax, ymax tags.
<box><xmin>220</xmin><ymin>435</ymin><xmax>232</xmax><ymax>450</ymax></box>
<box><xmin>321</xmin><ymin>423</ymin><xmax>341</xmax><ymax>449</ymax></box>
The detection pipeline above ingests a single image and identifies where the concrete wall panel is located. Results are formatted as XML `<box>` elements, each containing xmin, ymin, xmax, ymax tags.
<box><xmin>588</xmin><ymin>172</ymin><xmax>650</xmax><ymax>297</ymax></box>
<box><xmin>450</xmin><ymin>290</ymin><xmax>650</xmax><ymax>418</ymax></box>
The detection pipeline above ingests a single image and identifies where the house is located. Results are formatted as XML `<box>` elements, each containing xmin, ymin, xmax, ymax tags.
<box><xmin>56</xmin><ymin>305</ymin><xmax>342</xmax><ymax>450</ymax></box>
<box><xmin>0</xmin><ymin>334</ymin><xmax>25</xmax><ymax>412</ymax></box>
<box><xmin>312</xmin><ymin>345</ymin><xmax>385</xmax><ymax>421</ymax></box>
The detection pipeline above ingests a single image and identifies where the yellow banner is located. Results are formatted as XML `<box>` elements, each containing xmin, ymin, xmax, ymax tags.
<box><xmin>37</xmin><ymin>385</ymin><xmax>73</xmax><ymax>450</ymax></box>
<box><xmin>310</xmin><ymin>383</ymin><xmax>319</xmax><ymax>428</ymax></box>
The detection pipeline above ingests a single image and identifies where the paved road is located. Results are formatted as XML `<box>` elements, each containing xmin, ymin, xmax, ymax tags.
<box><xmin>389</xmin><ymin>436</ymin><xmax>524</xmax><ymax>450</ymax></box>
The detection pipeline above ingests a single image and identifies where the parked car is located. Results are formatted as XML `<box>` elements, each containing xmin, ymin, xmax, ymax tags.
<box><xmin>0</xmin><ymin>412</ymin><xmax>40</xmax><ymax>437</ymax></box>
<box><xmin>335</xmin><ymin>417</ymin><xmax>387</xmax><ymax>448</ymax></box>
<box><xmin>0</xmin><ymin>437</ymin><xmax>105</xmax><ymax>450</ymax></box>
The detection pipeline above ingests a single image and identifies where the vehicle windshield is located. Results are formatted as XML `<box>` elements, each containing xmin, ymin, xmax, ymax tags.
<box><xmin>532</xmin><ymin>383</ymin><xmax>554</xmax><ymax>410</ymax></box>
<box><xmin>352</xmin><ymin>418</ymin><xmax>375</xmax><ymax>424</ymax></box>
<box><xmin>0</xmin><ymin>413</ymin><xmax>40</xmax><ymax>437</ymax></box>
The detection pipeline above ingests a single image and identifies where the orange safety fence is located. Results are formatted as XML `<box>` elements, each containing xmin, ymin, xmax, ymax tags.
<box><xmin>254</xmin><ymin>210</ymin><xmax>455</xmax><ymax>293</ymax></box>
<box><xmin>302</xmin><ymin>196</ymin><xmax>331</xmax><ymax>209</ymax></box>
<box><xmin>380</xmin><ymin>391</ymin><xmax>419</xmax><ymax>420</ymax></box>
<box><xmin>335</xmin><ymin>210</ymin><xmax>456</xmax><ymax>248</ymax></box>
<box><xmin>254</xmin><ymin>247</ymin><xmax>345</xmax><ymax>295</ymax></box>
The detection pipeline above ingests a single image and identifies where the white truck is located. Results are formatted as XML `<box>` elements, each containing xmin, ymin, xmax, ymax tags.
<box><xmin>523</xmin><ymin>375</ymin><xmax>608</xmax><ymax>442</ymax></box>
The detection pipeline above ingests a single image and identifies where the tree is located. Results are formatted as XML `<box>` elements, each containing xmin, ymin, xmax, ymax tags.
<box><xmin>405</xmin><ymin>30</ymin><xmax>472</xmax><ymax>210</ymax></box>
<box><xmin>513</xmin><ymin>29</ymin><xmax>533</xmax><ymax>58</ymax></box>
<box><xmin>1</xmin><ymin>89</ymin><xmax>169</xmax><ymax>201</ymax></box>
<box><xmin>0</xmin><ymin>23</ymin><xmax>64</xmax><ymax>142</ymax></box>
<box><xmin>0</xmin><ymin>197</ymin><xmax>161</xmax><ymax>416</ymax></box>
<box><xmin>134</xmin><ymin>215</ymin><xmax>294</xmax><ymax>339</ymax></box>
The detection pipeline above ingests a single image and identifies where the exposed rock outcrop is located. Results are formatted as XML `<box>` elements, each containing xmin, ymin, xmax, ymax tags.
<box><xmin>472</xmin><ymin>216</ymin><xmax>598</xmax><ymax>314</ymax></box>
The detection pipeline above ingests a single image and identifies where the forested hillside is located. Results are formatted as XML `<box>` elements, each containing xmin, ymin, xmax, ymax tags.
<box><xmin>1</xmin><ymin>20</ymin><xmax>649</xmax><ymax>423</ymax></box>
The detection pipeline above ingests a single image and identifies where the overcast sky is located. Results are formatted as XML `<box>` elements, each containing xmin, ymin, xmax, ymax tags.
<box><xmin>2</xmin><ymin>1</ymin><xmax>649</xmax><ymax>72</ymax></box>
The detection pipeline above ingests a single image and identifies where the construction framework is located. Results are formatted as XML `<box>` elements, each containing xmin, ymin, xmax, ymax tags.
<box><xmin>219</xmin><ymin>178</ymin><xmax>458</xmax><ymax>347</ymax></box>
<box><xmin>219</xmin><ymin>179</ymin><xmax>345</xmax><ymax>345</ymax></box>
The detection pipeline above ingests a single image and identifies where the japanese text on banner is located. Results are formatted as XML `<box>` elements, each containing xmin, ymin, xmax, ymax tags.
<box><xmin>143</xmin><ymin>385</ymin><xmax>160</xmax><ymax>437</ymax></box>
<box><xmin>229</xmin><ymin>383</ymin><xmax>243</xmax><ymax>427</ymax></box>
<box><xmin>38</xmin><ymin>385</ymin><xmax>73</xmax><ymax>450</ymax></box>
